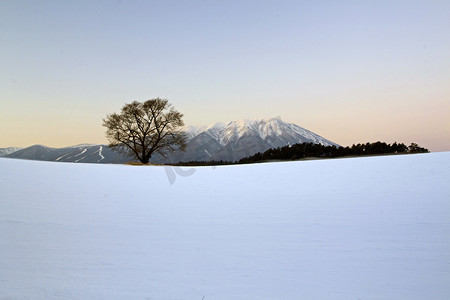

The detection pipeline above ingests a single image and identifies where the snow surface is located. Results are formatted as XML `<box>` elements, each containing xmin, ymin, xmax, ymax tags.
<box><xmin>55</xmin><ymin>153</ymin><xmax>71</xmax><ymax>161</ymax></box>
<box><xmin>1</xmin><ymin>153</ymin><xmax>449</xmax><ymax>299</ymax></box>
<box><xmin>73</xmin><ymin>148</ymin><xmax>87</xmax><ymax>158</ymax></box>
<box><xmin>96</xmin><ymin>145</ymin><xmax>105</xmax><ymax>162</ymax></box>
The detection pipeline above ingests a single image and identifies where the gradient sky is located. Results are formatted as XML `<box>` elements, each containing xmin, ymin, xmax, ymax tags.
<box><xmin>1</xmin><ymin>0</ymin><xmax>449</xmax><ymax>151</ymax></box>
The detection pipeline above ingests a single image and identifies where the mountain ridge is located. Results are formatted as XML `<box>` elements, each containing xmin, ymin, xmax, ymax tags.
<box><xmin>5</xmin><ymin>144</ymin><xmax>131</xmax><ymax>164</ymax></box>
<box><xmin>3</xmin><ymin>117</ymin><xmax>338</xmax><ymax>164</ymax></box>
<box><xmin>166</xmin><ymin>117</ymin><xmax>338</xmax><ymax>163</ymax></box>
<box><xmin>0</xmin><ymin>147</ymin><xmax>22</xmax><ymax>157</ymax></box>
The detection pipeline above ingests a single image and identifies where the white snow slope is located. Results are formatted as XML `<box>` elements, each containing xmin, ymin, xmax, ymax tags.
<box><xmin>1</xmin><ymin>153</ymin><xmax>449</xmax><ymax>300</ymax></box>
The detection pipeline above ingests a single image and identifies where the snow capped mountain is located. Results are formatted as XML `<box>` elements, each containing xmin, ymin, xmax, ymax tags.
<box><xmin>165</xmin><ymin>117</ymin><xmax>339</xmax><ymax>163</ymax></box>
<box><xmin>187</xmin><ymin>117</ymin><xmax>336</xmax><ymax>147</ymax></box>
<box><xmin>185</xmin><ymin>121</ymin><xmax>226</xmax><ymax>142</ymax></box>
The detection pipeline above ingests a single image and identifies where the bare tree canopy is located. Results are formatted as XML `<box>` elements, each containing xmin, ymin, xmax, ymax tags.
<box><xmin>103</xmin><ymin>98</ymin><xmax>186</xmax><ymax>164</ymax></box>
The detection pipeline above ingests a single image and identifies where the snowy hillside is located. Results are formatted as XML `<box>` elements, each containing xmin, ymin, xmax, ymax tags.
<box><xmin>1</xmin><ymin>153</ymin><xmax>449</xmax><ymax>299</ymax></box>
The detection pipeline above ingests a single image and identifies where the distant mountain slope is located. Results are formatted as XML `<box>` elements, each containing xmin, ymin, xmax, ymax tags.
<box><xmin>167</xmin><ymin>117</ymin><xmax>338</xmax><ymax>163</ymax></box>
<box><xmin>0</xmin><ymin>147</ymin><xmax>21</xmax><ymax>157</ymax></box>
<box><xmin>6</xmin><ymin>144</ymin><xmax>131</xmax><ymax>164</ymax></box>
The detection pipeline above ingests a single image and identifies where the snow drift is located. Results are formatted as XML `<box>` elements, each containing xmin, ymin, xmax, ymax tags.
<box><xmin>1</xmin><ymin>153</ymin><xmax>449</xmax><ymax>299</ymax></box>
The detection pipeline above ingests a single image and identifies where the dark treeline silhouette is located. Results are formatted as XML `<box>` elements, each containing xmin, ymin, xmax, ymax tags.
<box><xmin>237</xmin><ymin>142</ymin><xmax>428</xmax><ymax>164</ymax></box>
<box><xmin>171</xmin><ymin>142</ymin><xmax>429</xmax><ymax>166</ymax></box>
<box><xmin>171</xmin><ymin>160</ymin><xmax>231</xmax><ymax>166</ymax></box>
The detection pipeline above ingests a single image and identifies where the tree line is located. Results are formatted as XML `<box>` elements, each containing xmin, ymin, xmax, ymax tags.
<box><xmin>173</xmin><ymin>141</ymin><xmax>429</xmax><ymax>166</ymax></box>
<box><xmin>236</xmin><ymin>141</ymin><xmax>428</xmax><ymax>164</ymax></box>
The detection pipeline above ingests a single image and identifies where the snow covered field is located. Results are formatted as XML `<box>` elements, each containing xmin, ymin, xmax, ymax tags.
<box><xmin>1</xmin><ymin>153</ymin><xmax>449</xmax><ymax>299</ymax></box>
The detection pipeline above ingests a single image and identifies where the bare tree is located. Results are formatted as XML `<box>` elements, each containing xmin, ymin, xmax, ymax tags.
<box><xmin>103</xmin><ymin>98</ymin><xmax>186</xmax><ymax>164</ymax></box>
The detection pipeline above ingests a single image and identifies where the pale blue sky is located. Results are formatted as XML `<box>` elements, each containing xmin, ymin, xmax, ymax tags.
<box><xmin>1</xmin><ymin>0</ymin><xmax>449</xmax><ymax>151</ymax></box>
